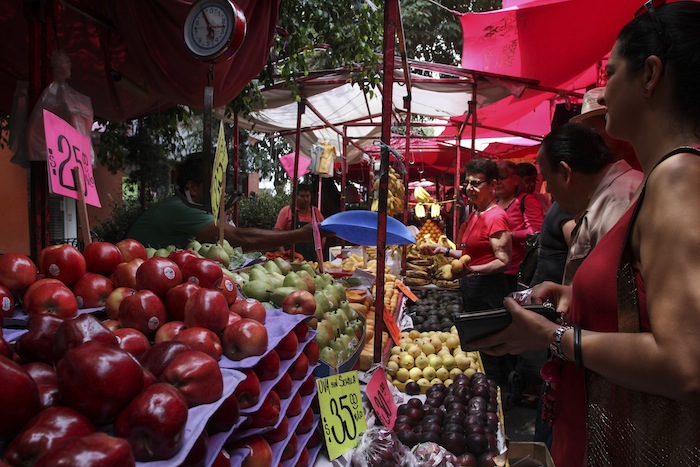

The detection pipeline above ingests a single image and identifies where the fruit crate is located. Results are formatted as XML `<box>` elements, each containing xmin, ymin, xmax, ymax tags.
<box><xmin>389</xmin><ymin>351</ymin><xmax>486</xmax><ymax>395</ymax></box>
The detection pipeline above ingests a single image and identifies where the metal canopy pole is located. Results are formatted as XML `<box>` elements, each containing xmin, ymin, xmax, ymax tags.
<box><xmin>374</xmin><ymin>0</ymin><xmax>398</xmax><ymax>364</ymax></box>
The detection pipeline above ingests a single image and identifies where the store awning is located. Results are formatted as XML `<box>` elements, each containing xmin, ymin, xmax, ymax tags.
<box><xmin>0</xmin><ymin>0</ymin><xmax>281</xmax><ymax>122</ymax></box>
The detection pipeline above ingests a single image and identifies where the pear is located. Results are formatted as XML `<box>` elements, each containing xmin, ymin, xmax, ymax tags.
<box><xmin>262</xmin><ymin>301</ymin><xmax>277</xmax><ymax>310</ymax></box>
<box><xmin>323</xmin><ymin>310</ymin><xmax>346</xmax><ymax>335</ymax></box>
<box><xmin>198</xmin><ymin>243</ymin><xmax>213</xmax><ymax>257</ymax></box>
<box><xmin>315</xmin><ymin>324</ymin><xmax>333</xmax><ymax>349</ymax></box>
<box><xmin>154</xmin><ymin>248</ymin><xmax>170</xmax><ymax>257</ymax></box>
<box><xmin>282</xmin><ymin>271</ymin><xmax>307</xmax><ymax>290</ymax></box>
<box><xmin>297</xmin><ymin>270</ymin><xmax>316</xmax><ymax>294</ymax></box>
<box><xmin>323</xmin><ymin>288</ymin><xmax>340</xmax><ymax>311</ymax></box>
<box><xmin>206</xmin><ymin>244</ymin><xmax>230</xmax><ymax>268</ymax></box>
<box><xmin>263</xmin><ymin>260</ymin><xmax>282</xmax><ymax>275</ymax></box>
<box><xmin>313</xmin><ymin>275</ymin><xmax>326</xmax><ymax>292</ymax></box>
<box><xmin>332</xmin><ymin>282</ymin><xmax>346</xmax><ymax>301</ymax></box>
<box><xmin>299</xmin><ymin>263</ymin><xmax>317</xmax><ymax>278</ymax></box>
<box><xmin>187</xmin><ymin>239</ymin><xmax>202</xmax><ymax>252</ymax></box>
<box><xmin>319</xmin><ymin>346</ymin><xmax>338</xmax><ymax>368</ymax></box>
<box><xmin>145</xmin><ymin>247</ymin><xmax>156</xmax><ymax>258</ymax></box>
<box><xmin>221</xmin><ymin>239</ymin><xmax>235</xmax><ymax>256</ymax></box>
<box><xmin>248</xmin><ymin>267</ymin><xmax>270</xmax><ymax>283</ymax></box>
<box><xmin>166</xmin><ymin>244</ymin><xmax>177</xmax><ymax>253</ymax></box>
<box><xmin>315</xmin><ymin>291</ymin><xmax>331</xmax><ymax>317</ymax></box>
<box><xmin>274</xmin><ymin>257</ymin><xmax>292</xmax><ymax>275</ymax></box>
<box><xmin>320</xmin><ymin>273</ymin><xmax>334</xmax><ymax>286</ymax></box>
<box><xmin>242</xmin><ymin>279</ymin><xmax>272</xmax><ymax>302</ymax></box>
<box><xmin>267</xmin><ymin>272</ymin><xmax>286</xmax><ymax>289</ymax></box>
<box><xmin>270</xmin><ymin>286</ymin><xmax>298</xmax><ymax>307</ymax></box>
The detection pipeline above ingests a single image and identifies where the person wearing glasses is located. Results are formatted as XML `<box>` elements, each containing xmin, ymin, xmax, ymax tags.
<box><xmin>420</xmin><ymin>158</ymin><xmax>513</xmax><ymax>385</ymax></box>
<box><xmin>496</xmin><ymin>160</ymin><xmax>545</xmax><ymax>290</ymax></box>
<box><xmin>466</xmin><ymin>2</ymin><xmax>700</xmax><ymax>465</ymax></box>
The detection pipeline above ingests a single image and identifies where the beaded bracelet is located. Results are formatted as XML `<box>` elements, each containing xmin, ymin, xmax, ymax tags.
<box><xmin>549</xmin><ymin>325</ymin><xmax>573</xmax><ymax>361</ymax></box>
<box><xmin>574</xmin><ymin>325</ymin><xmax>584</xmax><ymax>367</ymax></box>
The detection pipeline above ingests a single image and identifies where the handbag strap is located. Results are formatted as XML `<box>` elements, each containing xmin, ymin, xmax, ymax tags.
<box><xmin>617</xmin><ymin>147</ymin><xmax>700</xmax><ymax>332</ymax></box>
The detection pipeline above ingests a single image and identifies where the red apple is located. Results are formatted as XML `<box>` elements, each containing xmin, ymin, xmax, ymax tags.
<box><xmin>217</xmin><ymin>276</ymin><xmax>238</xmax><ymax>306</ymax></box>
<box><xmin>299</xmin><ymin>374</ymin><xmax>316</xmax><ymax>397</ymax></box>
<box><xmin>0</xmin><ymin>334</ymin><xmax>11</xmax><ymax>359</ymax></box>
<box><xmin>183</xmin><ymin>288</ymin><xmax>229</xmax><ymax>334</ymax></box>
<box><xmin>255</xmin><ymin>349</ymin><xmax>281</xmax><ymax>381</ymax></box>
<box><xmin>286</xmin><ymin>391</ymin><xmax>302</xmax><ymax>417</ymax></box>
<box><xmin>116</xmin><ymin>238</ymin><xmax>148</xmax><ymax>262</ymax></box>
<box><xmin>206</xmin><ymin>391</ymin><xmax>241</xmax><ymax>434</ymax></box>
<box><xmin>227</xmin><ymin>436</ymin><xmax>273</xmax><ymax>467</ymax></box>
<box><xmin>273</xmin><ymin>373</ymin><xmax>294</xmax><ymax>399</ymax></box>
<box><xmin>234</xmin><ymin>369</ymin><xmax>261</xmax><ymax>410</ymax></box>
<box><xmin>4</xmin><ymin>406</ymin><xmax>95</xmax><ymax>466</ymax></box>
<box><xmin>56</xmin><ymin>341</ymin><xmax>144</xmax><ymax>424</ymax></box>
<box><xmin>24</xmin><ymin>362</ymin><xmax>61</xmax><ymax>409</ymax></box>
<box><xmin>281</xmin><ymin>432</ymin><xmax>298</xmax><ymax>461</ymax></box>
<box><xmin>263</xmin><ymin>416</ymin><xmax>289</xmax><ymax>443</ymax></box>
<box><xmin>136</xmin><ymin>257</ymin><xmax>182</xmax><ymax>298</ymax></box>
<box><xmin>14</xmin><ymin>313</ymin><xmax>64</xmax><ymax>364</ymax></box>
<box><xmin>33</xmin><ymin>432</ymin><xmax>135</xmax><ymax>467</ymax></box>
<box><xmin>41</xmin><ymin>244</ymin><xmax>86</xmax><ymax>286</ymax></box>
<box><xmin>72</xmin><ymin>272</ymin><xmax>115</xmax><ymax>309</ymax></box>
<box><xmin>0</xmin><ymin>284</ymin><xmax>15</xmax><ymax>318</ymax></box>
<box><xmin>229</xmin><ymin>298</ymin><xmax>266</xmax><ymax>324</ymax></box>
<box><xmin>113</xmin><ymin>327</ymin><xmax>151</xmax><ymax>359</ymax></box>
<box><xmin>24</xmin><ymin>282</ymin><xmax>78</xmax><ymax>319</ymax></box>
<box><xmin>304</xmin><ymin>340</ymin><xmax>320</xmax><ymax>365</ymax></box>
<box><xmin>295</xmin><ymin>447</ymin><xmax>310</xmax><ymax>467</ymax></box>
<box><xmin>276</xmin><ymin>330</ymin><xmax>300</xmax><ymax>361</ymax></box>
<box><xmin>288</xmin><ymin>352</ymin><xmax>310</xmax><ymax>381</ymax></box>
<box><xmin>113</xmin><ymin>382</ymin><xmax>189</xmax><ymax>462</ymax></box>
<box><xmin>0</xmin><ymin>355</ymin><xmax>42</xmax><ymax>439</ymax></box>
<box><xmin>296</xmin><ymin>406</ymin><xmax>315</xmax><ymax>434</ymax></box>
<box><xmin>292</xmin><ymin>321</ymin><xmax>309</xmax><ymax>342</ymax></box>
<box><xmin>0</xmin><ymin>252</ymin><xmax>37</xmax><ymax>292</ymax></box>
<box><xmin>282</xmin><ymin>289</ymin><xmax>316</xmax><ymax>316</ymax></box>
<box><xmin>138</xmin><ymin>340</ymin><xmax>190</xmax><ymax>379</ymax></box>
<box><xmin>165</xmin><ymin>282</ymin><xmax>201</xmax><ymax>322</ymax></box>
<box><xmin>101</xmin><ymin>319</ymin><xmax>121</xmax><ymax>332</ymax></box>
<box><xmin>22</xmin><ymin>278</ymin><xmax>63</xmax><ymax>310</ymax></box>
<box><xmin>250</xmin><ymin>390</ymin><xmax>281</xmax><ymax>428</ymax></box>
<box><xmin>154</xmin><ymin>320</ymin><xmax>186</xmax><ymax>344</ymax></box>
<box><xmin>181</xmin><ymin>257</ymin><xmax>223</xmax><ymax>289</ymax></box>
<box><xmin>211</xmin><ymin>448</ymin><xmax>231</xmax><ymax>467</ymax></box>
<box><xmin>167</xmin><ymin>249</ymin><xmax>199</xmax><ymax>270</ymax></box>
<box><xmin>53</xmin><ymin>313</ymin><xmax>119</xmax><ymax>360</ymax></box>
<box><xmin>118</xmin><ymin>289</ymin><xmax>167</xmax><ymax>336</ymax></box>
<box><xmin>160</xmin><ymin>350</ymin><xmax>223</xmax><ymax>407</ymax></box>
<box><xmin>110</xmin><ymin>258</ymin><xmax>144</xmax><ymax>289</ymax></box>
<box><xmin>307</xmin><ymin>424</ymin><xmax>323</xmax><ymax>448</ymax></box>
<box><xmin>227</xmin><ymin>311</ymin><xmax>242</xmax><ymax>326</ymax></box>
<box><xmin>180</xmin><ymin>430</ymin><xmax>208</xmax><ymax>467</ymax></box>
<box><xmin>83</xmin><ymin>241</ymin><xmax>122</xmax><ymax>276</ymax></box>
<box><xmin>221</xmin><ymin>318</ymin><xmax>268</xmax><ymax>361</ymax></box>
<box><xmin>105</xmin><ymin>286</ymin><xmax>136</xmax><ymax>320</ymax></box>
<box><xmin>173</xmin><ymin>327</ymin><xmax>223</xmax><ymax>361</ymax></box>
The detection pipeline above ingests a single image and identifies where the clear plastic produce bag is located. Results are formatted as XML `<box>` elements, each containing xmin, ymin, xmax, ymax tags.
<box><xmin>350</xmin><ymin>426</ymin><xmax>418</xmax><ymax>467</ymax></box>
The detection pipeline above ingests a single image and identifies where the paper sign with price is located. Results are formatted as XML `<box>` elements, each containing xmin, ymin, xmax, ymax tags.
<box><xmin>316</xmin><ymin>371</ymin><xmax>367</xmax><ymax>460</ymax></box>
<box><xmin>211</xmin><ymin>120</ymin><xmax>228</xmax><ymax>223</ymax></box>
<box><xmin>43</xmin><ymin>110</ymin><xmax>101</xmax><ymax>207</ymax></box>
<box><xmin>366</xmin><ymin>368</ymin><xmax>397</xmax><ymax>428</ymax></box>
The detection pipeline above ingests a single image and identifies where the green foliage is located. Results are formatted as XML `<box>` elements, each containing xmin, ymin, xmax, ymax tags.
<box><xmin>237</xmin><ymin>192</ymin><xmax>291</xmax><ymax>229</ymax></box>
<box><xmin>92</xmin><ymin>196</ymin><xmax>147</xmax><ymax>244</ymax></box>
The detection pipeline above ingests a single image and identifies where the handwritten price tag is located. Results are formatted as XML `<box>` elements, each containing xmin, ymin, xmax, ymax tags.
<box><xmin>211</xmin><ymin>120</ymin><xmax>228</xmax><ymax>223</ymax></box>
<box><xmin>43</xmin><ymin>110</ymin><xmax>100</xmax><ymax>207</ymax></box>
<box><xmin>316</xmin><ymin>371</ymin><xmax>367</xmax><ymax>460</ymax></box>
<box><xmin>366</xmin><ymin>368</ymin><xmax>397</xmax><ymax>428</ymax></box>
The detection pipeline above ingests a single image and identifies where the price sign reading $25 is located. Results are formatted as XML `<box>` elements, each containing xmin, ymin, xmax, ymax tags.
<box><xmin>43</xmin><ymin>110</ymin><xmax>100</xmax><ymax>207</ymax></box>
<box><xmin>316</xmin><ymin>371</ymin><xmax>367</xmax><ymax>460</ymax></box>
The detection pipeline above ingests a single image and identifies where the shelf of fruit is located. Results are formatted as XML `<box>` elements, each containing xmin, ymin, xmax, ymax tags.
<box><xmin>0</xmin><ymin>241</ymin><xmax>324</xmax><ymax>466</ymax></box>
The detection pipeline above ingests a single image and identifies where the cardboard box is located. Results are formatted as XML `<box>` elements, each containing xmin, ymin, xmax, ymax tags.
<box><xmin>507</xmin><ymin>442</ymin><xmax>556</xmax><ymax>467</ymax></box>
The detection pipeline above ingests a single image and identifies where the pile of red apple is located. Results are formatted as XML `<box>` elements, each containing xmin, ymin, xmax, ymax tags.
<box><xmin>0</xmin><ymin>239</ymin><xmax>324</xmax><ymax>465</ymax></box>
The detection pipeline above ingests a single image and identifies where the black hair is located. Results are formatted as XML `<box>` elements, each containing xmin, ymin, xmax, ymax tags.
<box><xmin>176</xmin><ymin>152</ymin><xmax>206</xmax><ymax>192</ymax></box>
<box><xmin>540</xmin><ymin>123</ymin><xmax>613</xmax><ymax>174</ymax></box>
<box><xmin>517</xmin><ymin>162</ymin><xmax>538</xmax><ymax>178</ymax></box>
<box><xmin>297</xmin><ymin>183</ymin><xmax>313</xmax><ymax>193</ymax></box>
<box><xmin>616</xmin><ymin>2</ymin><xmax>700</xmax><ymax>133</ymax></box>
<box><xmin>497</xmin><ymin>160</ymin><xmax>520</xmax><ymax>177</ymax></box>
<box><xmin>465</xmin><ymin>158</ymin><xmax>498</xmax><ymax>181</ymax></box>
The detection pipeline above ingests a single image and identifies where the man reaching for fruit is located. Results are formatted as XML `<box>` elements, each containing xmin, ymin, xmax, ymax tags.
<box><xmin>127</xmin><ymin>153</ymin><xmax>325</xmax><ymax>251</ymax></box>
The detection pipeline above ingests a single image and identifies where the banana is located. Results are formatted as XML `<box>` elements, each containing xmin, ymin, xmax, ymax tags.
<box><xmin>415</xmin><ymin>203</ymin><xmax>425</xmax><ymax>218</ymax></box>
<box><xmin>371</xmin><ymin>198</ymin><xmax>379</xmax><ymax>211</ymax></box>
<box><xmin>430</xmin><ymin>202</ymin><xmax>441</xmax><ymax>218</ymax></box>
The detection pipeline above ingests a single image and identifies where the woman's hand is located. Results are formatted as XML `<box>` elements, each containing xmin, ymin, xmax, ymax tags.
<box><xmin>465</xmin><ymin>297</ymin><xmax>559</xmax><ymax>356</ymax></box>
<box><xmin>529</xmin><ymin>281</ymin><xmax>572</xmax><ymax>314</ymax></box>
<box><xmin>418</xmin><ymin>243</ymin><xmax>444</xmax><ymax>256</ymax></box>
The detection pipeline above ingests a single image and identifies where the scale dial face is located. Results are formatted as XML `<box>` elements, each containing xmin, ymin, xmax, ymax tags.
<box><xmin>184</xmin><ymin>0</ymin><xmax>242</xmax><ymax>63</ymax></box>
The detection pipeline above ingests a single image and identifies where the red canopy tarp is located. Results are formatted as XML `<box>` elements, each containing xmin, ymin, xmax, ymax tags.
<box><xmin>0</xmin><ymin>0</ymin><xmax>281</xmax><ymax>121</ymax></box>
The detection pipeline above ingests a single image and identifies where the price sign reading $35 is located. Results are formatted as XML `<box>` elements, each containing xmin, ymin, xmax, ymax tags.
<box><xmin>43</xmin><ymin>110</ymin><xmax>101</xmax><ymax>207</ymax></box>
<box><xmin>316</xmin><ymin>371</ymin><xmax>367</xmax><ymax>460</ymax></box>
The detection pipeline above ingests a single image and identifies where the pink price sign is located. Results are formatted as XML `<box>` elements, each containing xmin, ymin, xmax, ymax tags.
<box><xmin>43</xmin><ymin>110</ymin><xmax>101</xmax><ymax>207</ymax></box>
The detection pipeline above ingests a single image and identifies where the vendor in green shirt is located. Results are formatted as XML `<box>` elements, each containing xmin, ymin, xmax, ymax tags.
<box><xmin>127</xmin><ymin>153</ymin><xmax>319</xmax><ymax>251</ymax></box>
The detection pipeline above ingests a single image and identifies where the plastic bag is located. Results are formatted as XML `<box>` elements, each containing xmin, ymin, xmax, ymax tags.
<box><xmin>350</xmin><ymin>426</ymin><xmax>418</xmax><ymax>467</ymax></box>
<box><xmin>25</xmin><ymin>50</ymin><xmax>94</xmax><ymax>163</ymax></box>
<box><xmin>411</xmin><ymin>442</ymin><xmax>460</xmax><ymax>467</ymax></box>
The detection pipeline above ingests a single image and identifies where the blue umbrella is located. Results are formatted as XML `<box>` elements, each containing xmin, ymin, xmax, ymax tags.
<box><xmin>320</xmin><ymin>210</ymin><xmax>416</xmax><ymax>246</ymax></box>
